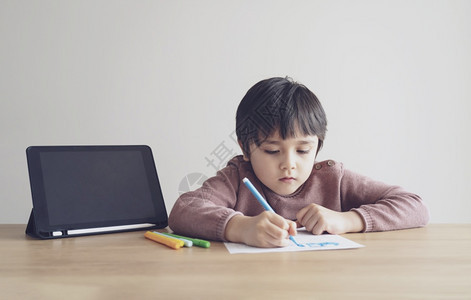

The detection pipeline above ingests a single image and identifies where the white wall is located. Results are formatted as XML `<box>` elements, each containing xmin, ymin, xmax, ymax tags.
<box><xmin>1</xmin><ymin>0</ymin><xmax>470</xmax><ymax>223</ymax></box>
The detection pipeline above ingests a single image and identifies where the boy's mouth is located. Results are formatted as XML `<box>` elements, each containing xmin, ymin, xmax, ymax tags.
<box><xmin>279</xmin><ymin>177</ymin><xmax>296</xmax><ymax>183</ymax></box>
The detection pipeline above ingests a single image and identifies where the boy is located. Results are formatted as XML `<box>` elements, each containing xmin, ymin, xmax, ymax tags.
<box><xmin>169</xmin><ymin>77</ymin><xmax>429</xmax><ymax>248</ymax></box>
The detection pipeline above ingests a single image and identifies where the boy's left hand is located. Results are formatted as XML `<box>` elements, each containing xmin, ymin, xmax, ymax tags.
<box><xmin>296</xmin><ymin>204</ymin><xmax>365</xmax><ymax>235</ymax></box>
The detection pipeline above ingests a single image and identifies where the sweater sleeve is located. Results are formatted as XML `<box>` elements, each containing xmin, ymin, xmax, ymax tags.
<box><xmin>168</xmin><ymin>162</ymin><xmax>243</xmax><ymax>241</ymax></box>
<box><xmin>339</xmin><ymin>165</ymin><xmax>430</xmax><ymax>232</ymax></box>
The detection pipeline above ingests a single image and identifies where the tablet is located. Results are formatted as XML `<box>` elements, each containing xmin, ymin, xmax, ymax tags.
<box><xmin>25</xmin><ymin>145</ymin><xmax>168</xmax><ymax>239</ymax></box>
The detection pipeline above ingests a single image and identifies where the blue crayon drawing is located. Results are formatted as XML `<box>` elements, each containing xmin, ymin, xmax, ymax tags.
<box><xmin>294</xmin><ymin>242</ymin><xmax>340</xmax><ymax>248</ymax></box>
<box><xmin>305</xmin><ymin>242</ymin><xmax>339</xmax><ymax>248</ymax></box>
<box><xmin>290</xmin><ymin>236</ymin><xmax>304</xmax><ymax>247</ymax></box>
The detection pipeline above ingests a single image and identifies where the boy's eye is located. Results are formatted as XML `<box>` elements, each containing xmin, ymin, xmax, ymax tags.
<box><xmin>297</xmin><ymin>149</ymin><xmax>310</xmax><ymax>154</ymax></box>
<box><xmin>264</xmin><ymin>150</ymin><xmax>279</xmax><ymax>154</ymax></box>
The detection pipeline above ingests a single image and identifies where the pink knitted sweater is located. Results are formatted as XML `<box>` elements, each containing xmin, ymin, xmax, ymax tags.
<box><xmin>168</xmin><ymin>156</ymin><xmax>429</xmax><ymax>241</ymax></box>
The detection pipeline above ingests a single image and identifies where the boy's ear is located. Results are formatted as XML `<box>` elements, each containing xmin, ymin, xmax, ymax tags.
<box><xmin>238</xmin><ymin>140</ymin><xmax>250</xmax><ymax>161</ymax></box>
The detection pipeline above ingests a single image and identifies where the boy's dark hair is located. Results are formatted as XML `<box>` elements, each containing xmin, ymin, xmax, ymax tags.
<box><xmin>236</xmin><ymin>77</ymin><xmax>327</xmax><ymax>157</ymax></box>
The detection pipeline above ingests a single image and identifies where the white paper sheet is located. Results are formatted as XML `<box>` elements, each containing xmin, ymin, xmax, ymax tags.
<box><xmin>224</xmin><ymin>229</ymin><xmax>364</xmax><ymax>254</ymax></box>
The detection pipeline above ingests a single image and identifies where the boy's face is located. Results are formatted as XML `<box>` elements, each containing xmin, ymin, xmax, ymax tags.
<box><xmin>243</xmin><ymin>131</ymin><xmax>318</xmax><ymax>196</ymax></box>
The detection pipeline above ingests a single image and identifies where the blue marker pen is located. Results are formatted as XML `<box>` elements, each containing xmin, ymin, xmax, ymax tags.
<box><xmin>242</xmin><ymin>177</ymin><xmax>303</xmax><ymax>247</ymax></box>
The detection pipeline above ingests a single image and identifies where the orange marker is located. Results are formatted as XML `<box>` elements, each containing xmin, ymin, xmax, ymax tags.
<box><xmin>144</xmin><ymin>231</ymin><xmax>184</xmax><ymax>250</ymax></box>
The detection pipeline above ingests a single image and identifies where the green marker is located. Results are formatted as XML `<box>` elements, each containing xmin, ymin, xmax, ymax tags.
<box><xmin>160</xmin><ymin>232</ymin><xmax>211</xmax><ymax>248</ymax></box>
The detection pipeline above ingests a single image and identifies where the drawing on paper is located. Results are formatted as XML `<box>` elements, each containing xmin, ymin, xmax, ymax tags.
<box><xmin>224</xmin><ymin>229</ymin><xmax>363</xmax><ymax>254</ymax></box>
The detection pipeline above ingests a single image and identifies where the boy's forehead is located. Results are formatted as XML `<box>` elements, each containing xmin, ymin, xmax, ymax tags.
<box><xmin>263</xmin><ymin>131</ymin><xmax>318</xmax><ymax>144</ymax></box>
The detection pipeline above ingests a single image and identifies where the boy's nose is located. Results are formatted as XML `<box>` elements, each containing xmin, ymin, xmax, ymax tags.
<box><xmin>281</xmin><ymin>153</ymin><xmax>296</xmax><ymax>170</ymax></box>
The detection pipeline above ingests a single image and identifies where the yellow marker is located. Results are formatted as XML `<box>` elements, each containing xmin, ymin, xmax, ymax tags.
<box><xmin>144</xmin><ymin>231</ymin><xmax>184</xmax><ymax>250</ymax></box>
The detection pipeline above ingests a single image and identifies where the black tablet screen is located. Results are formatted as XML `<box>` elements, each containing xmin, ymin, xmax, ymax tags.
<box><xmin>39</xmin><ymin>150</ymin><xmax>155</xmax><ymax>226</ymax></box>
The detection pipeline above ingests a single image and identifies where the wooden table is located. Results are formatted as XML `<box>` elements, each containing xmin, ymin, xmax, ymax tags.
<box><xmin>1</xmin><ymin>224</ymin><xmax>470</xmax><ymax>299</ymax></box>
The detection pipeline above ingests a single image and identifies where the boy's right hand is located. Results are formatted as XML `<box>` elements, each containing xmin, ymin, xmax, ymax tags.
<box><xmin>224</xmin><ymin>211</ymin><xmax>297</xmax><ymax>248</ymax></box>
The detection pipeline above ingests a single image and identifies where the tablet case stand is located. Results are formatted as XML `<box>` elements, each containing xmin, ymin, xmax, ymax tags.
<box><xmin>25</xmin><ymin>211</ymin><xmax>41</xmax><ymax>237</ymax></box>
